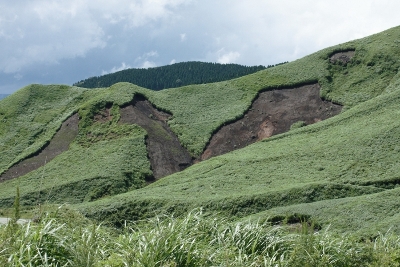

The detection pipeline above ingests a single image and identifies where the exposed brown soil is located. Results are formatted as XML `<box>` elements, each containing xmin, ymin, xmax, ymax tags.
<box><xmin>201</xmin><ymin>83</ymin><xmax>342</xmax><ymax>160</ymax></box>
<box><xmin>93</xmin><ymin>107</ymin><xmax>113</xmax><ymax>122</ymax></box>
<box><xmin>0</xmin><ymin>114</ymin><xmax>79</xmax><ymax>182</ymax></box>
<box><xmin>119</xmin><ymin>95</ymin><xmax>192</xmax><ymax>179</ymax></box>
<box><xmin>330</xmin><ymin>50</ymin><xmax>355</xmax><ymax>65</ymax></box>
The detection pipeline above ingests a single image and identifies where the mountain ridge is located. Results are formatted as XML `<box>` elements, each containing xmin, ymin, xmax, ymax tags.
<box><xmin>73</xmin><ymin>61</ymin><xmax>271</xmax><ymax>90</ymax></box>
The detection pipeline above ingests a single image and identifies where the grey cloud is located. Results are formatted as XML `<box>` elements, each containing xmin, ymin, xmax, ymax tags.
<box><xmin>0</xmin><ymin>0</ymin><xmax>189</xmax><ymax>74</ymax></box>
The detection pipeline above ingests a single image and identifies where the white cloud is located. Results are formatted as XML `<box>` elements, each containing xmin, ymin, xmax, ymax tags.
<box><xmin>102</xmin><ymin>62</ymin><xmax>131</xmax><ymax>75</ymax></box>
<box><xmin>216</xmin><ymin>49</ymin><xmax>240</xmax><ymax>64</ymax></box>
<box><xmin>13</xmin><ymin>74</ymin><xmax>23</xmax><ymax>80</ymax></box>
<box><xmin>145</xmin><ymin>51</ymin><xmax>159</xmax><ymax>57</ymax></box>
<box><xmin>0</xmin><ymin>1</ymin><xmax>106</xmax><ymax>73</ymax></box>
<box><xmin>98</xmin><ymin>0</ymin><xmax>191</xmax><ymax>27</ymax></box>
<box><xmin>140</xmin><ymin>61</ymin><xmax>157</xmax><ymax>69</ymax></box>
<box><xmin>180</xmin><ymin>33</ymin><xmax>186</xmax><ymax>42</ymax></box>
<box><xmin>135</xmin><ymin>51</ymin><xmax>159</xmax><ymax>62</ymax></box>
<box><xmin>134</xmin><ymin>50</ymin><xmax>159</xmax><ymax>68</ymax></box>
<box><xmin>193</xmin><ymin>0</ymin><xmax>400</xmax><ymax>65</ymax></box>
<box><xmin>170</xmin><ymin>59</ymin><xmax>177</xmax><ymax>64</ymax></box>
<box><xmin>0</xmin><ymin>0</ymin><xmax>189</xmax><ymax>74</ymax></box>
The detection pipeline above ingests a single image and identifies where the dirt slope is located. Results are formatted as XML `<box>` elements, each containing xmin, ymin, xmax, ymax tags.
<box><xmin>201</xmin><ymin>83</ymin><xmax>342</xmax><ymax>160</ymax></box>
<box><xmin>0</xmin><ymin>114</ymin><xmax>79</xmax><ymax>182</ymax></box>
<box><xmin>119</xmin><ymin>95</ymin><xmax>192</xmax><ymax>179</ymax></box>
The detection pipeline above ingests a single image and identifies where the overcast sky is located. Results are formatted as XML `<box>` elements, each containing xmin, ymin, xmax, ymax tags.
<box><xmin>1</xmin><ymin>0</ymin><xmax>400</xmax><ymax>94</ymax></box>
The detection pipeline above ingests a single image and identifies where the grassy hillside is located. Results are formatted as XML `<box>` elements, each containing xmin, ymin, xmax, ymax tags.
<box><xmin>74</xmin><ymin>26</ymin><xmax>400</xmax><ymax>235</ymax></box>
<box><xmin>0</xmin><ymin>85</ymin><xmax>87</xmax><ymax>173</ymax></box>
<box><xmin>76</xmin><ymin>82</ymin><xmax>400</xmax><ymax>235</ymax></box>
<box><xmin>1</xmin><ymin>26</ymin><xmax>400</xmax><ymax>239</ymax></box>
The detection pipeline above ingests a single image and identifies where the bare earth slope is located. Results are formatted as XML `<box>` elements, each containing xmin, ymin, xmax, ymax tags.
<box><xmin>0</xmin><ymin>114</ymin><xmax>79</xmax><ymax>182</ymax></box>
<box><xmin>120</xmin><ymin>95</ymin><xmax>193</xmax><ymax>179</ymax></box>
<box><xmin>201</xmin><ymin>83</ymin><xmax>342</xmax><ymax>160</ymax></box>
<box><xmin>329</xmin><ymin>50</ymin><xmax>355</xmax><ymax>64</ymax></box>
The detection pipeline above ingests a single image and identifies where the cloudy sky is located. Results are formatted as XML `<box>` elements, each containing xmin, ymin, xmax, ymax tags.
<box><xmin>1</xmin><ymin>0</ymin><xmax>400</xmax><ymax>94</ymax></box>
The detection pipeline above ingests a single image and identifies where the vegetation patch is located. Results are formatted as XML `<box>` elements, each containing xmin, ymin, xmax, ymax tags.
<box><xmin>2</xmin><ymin>208</ymin><xmax>400</xmax><ymax>266</ymax></box>
<box><xmin>249</xmin><ymin>187</ymin><xmax>400</xmax><ymax>237</ymax></box>
<box><xmin>348</xmin><ymin>177</ymin><xmax>400</xmax><ymax>189</ymax></box>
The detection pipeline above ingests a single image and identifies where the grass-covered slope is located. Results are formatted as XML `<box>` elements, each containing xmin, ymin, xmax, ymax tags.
<box><xmin>0</xmin><ymin>85</ymin><xmax>87</xmax><ymax>173</ymax></box>
<box><xmin>75</xmin><ymin>26</ymin><xmax>400</xmax><ymax>235</ymax></box>
<box><xmin>1</xmin><ymin>26</ymin><xmax>400</xmax><ymax>237</ymax></box>
<box><xmin>0</xmin><ymin>85</ymin><xmax>153</xmax><ymax>205</ymax></box>
<box><xmin>76</xmin><ymin>82</ymin><xmax>400</xmax><ymax>235</ymax></box>
<box><xmin>0</xmin><ymin>94</ymin><xmax>9</xmax><ymax>100</ymax></box>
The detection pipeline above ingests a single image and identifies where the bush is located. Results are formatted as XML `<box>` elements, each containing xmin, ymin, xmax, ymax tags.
<box><xmin>290</xmin><ymin>121</ymin><xmax>307</xmax><ymax>130</ymax></box>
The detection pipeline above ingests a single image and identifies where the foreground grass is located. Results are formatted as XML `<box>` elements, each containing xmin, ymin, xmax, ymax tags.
<box><xmin>2</xmin><ymin>207</ymin><xmax>400</xmax><ymax>267</ymax></box>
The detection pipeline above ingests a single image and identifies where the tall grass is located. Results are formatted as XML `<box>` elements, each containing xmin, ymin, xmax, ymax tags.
<box><xmin>1</xmin><ymin>208</ymin><xmax>400</xmax><ymax>266</ymax></box>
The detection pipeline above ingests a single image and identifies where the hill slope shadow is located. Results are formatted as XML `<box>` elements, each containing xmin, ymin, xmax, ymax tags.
<box><xmin>119</xmin><ymin>95</ymin><xmax>192</xmax><ymax>179</ymax></box>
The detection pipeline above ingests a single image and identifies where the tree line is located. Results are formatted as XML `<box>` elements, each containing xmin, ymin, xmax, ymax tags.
<box><xmin>73</xmin><ymin>61</ymin><xmax>288</xmax><ymax>90</ymax></box>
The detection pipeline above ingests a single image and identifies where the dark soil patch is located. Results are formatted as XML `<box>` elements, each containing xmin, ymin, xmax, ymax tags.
<box><xmin>0</xmin><ymin>114</ymin><xmax>79</xmax><ymax>182</ymax></box>
<box><xmin>93</xmin><ymin>107</ymin><xmax>112</xmax><ymax>122</ymax></box>
<box><xmin>119</xmin><ymin>95</ymin><xmax>192</xmax><ymax>179</ymax></box>
<box><xmin>201</xmin><ymin>84</ymin><xmax>342</xmax><ymax>160</ymax></box>
<box><xmin>330</xmin><ymin>50</ymin><xmax>355</xmax><ymax>65</ymax></box>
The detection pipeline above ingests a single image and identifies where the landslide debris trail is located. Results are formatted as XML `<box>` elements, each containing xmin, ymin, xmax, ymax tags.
<box><xmin>201</xmin><ymin>83</ymin><xmax>342</xmax><ymax>160</ymax></box>
<box><xmin>0</xmin><ymin>114</ymin><xmax>79</xmax><ymax>182</ymax></box>
<box><xmin>119</xmin><ymin>95</ymin><xmax>192</xmax><ymax>179</ymax></box>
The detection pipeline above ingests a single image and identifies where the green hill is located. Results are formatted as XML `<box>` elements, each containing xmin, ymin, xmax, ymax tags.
<box><xmin>1</xmin><ymin>25</ymin><xmax>400</xmax><ymax>239</ymax></box>
<box><xmin>73</xmin><ymin>61</ymin><xmax>268</xmax><ymax>90</ymax></box>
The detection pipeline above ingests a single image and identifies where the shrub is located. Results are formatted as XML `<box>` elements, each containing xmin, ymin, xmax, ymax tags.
<box><xmin>290</xmin><ymin>120</ymin><xmax>307</xmax><ymax>130</ymax></box>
